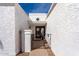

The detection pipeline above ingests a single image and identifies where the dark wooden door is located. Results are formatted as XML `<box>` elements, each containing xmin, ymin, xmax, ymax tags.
<box><xmin>35</xmin><ymin>26</ymin><xmax>45</xmax><ymax>39</ymax></box>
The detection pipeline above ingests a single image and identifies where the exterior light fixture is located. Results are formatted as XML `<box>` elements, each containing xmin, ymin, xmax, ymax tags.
<box><xmin>36</xmin><ymin>18</ymin><xmax>39</xmax><ymax>21</ymax></box>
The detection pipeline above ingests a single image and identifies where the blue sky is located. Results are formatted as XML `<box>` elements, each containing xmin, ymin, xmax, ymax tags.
<box><xmin>19</xmin><ymin>3</ymin><xmax>52</xmax><ymax>14</ymax></box>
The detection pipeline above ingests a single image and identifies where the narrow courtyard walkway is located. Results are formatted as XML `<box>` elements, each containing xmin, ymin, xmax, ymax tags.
<box><xmin>17</xmin><ymin>39</ymin><xmax>55</xmax><ymax>56</ymax></box>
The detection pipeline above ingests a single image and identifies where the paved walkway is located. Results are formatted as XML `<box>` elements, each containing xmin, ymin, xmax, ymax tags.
<box><xmin>17</xmin><ymin>39</ymin><xmax>55</xmax><ymax>56</ymax></box>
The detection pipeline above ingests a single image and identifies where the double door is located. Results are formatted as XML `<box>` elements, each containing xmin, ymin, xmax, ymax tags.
<box><xmin>35</xmin><ymin>26</ymin><xmax>45</xmax><ymax>39</ymax></box>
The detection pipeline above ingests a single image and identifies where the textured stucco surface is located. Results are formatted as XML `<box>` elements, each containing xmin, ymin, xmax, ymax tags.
<box><xmin>29</xmin><ymin>13</ymin><xmax>47</xmax><ymax>21</ymax></box>
<box><xmin>0</xmin><ymin>4</ymin><xmax>30</xmax><ymax>56</ymax></box>
<box><xmin>15</xmin><ymin>4</ymin><xmax>29</xmax><ymax>53</ymax></box>
<box><xmin>46</xmin><ymin>3</ymin><xmax>79</xmax><ymax>56</ymax></box>
<box><xmin>0</xmin><ymin>6</ymin><xmax>15</xmax><ymax>55</ymax></box>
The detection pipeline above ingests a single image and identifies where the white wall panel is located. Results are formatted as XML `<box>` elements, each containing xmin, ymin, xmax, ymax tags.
<box><xmin>46</xmin><ymin>3</ymin><xmax>79</xmax><ymax>56</ymax></box>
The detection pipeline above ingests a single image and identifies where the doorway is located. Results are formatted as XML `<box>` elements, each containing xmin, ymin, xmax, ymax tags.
<box><xmin>35</xmin><ymin>26</ymin><xmax>45</xmax><ymax>40</ymax></box>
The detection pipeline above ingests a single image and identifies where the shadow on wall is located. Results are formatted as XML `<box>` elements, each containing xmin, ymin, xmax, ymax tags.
<box><xmin>0</xmin><ymin>40</ymin><xmax>3</xmax><ymax>50</ymax></box>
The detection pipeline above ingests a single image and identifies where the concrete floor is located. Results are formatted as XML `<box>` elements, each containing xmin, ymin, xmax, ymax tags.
<box><xmin>17</xmin><ymin>39</ymin><xmax>55</xmax><ymax>56</ymax></box>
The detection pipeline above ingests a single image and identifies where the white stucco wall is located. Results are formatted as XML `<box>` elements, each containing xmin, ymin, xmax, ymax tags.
<box><xmin>15</xmin><ymin>4</ymin><xmax>29</xmax><ymax>53</ymax></box>
<box><xmin>0</xmin><ymin>3</ymin><xmax>30</xmax><ymax>56</ymax></box>
<box><xmin>46</xmin><ymin>3</ymin><xmax>79</xmax><ymax>56</ymax></box>
<box><xmin>0</xmin><ymin>4</ymin><xmax>15</xmax><ymax>55</ymax></box>
<box><xmin>29</xmin><ymin>13</ymin><xmax>47</xmax><ymax>21</ymax></box>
